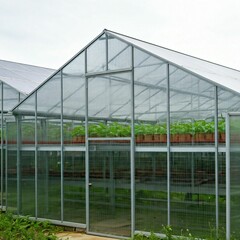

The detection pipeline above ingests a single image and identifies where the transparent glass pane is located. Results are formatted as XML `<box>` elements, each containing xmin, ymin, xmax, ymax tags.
<box><xmin>63</xmin><ymin>151</ymin><xmax>85</xmax><ymax>223</ymax></box>
<box><xmin>88</xmin><ymin>73</ymin><xmax>131</xmax><ymax>120</ymax></box>
<box><xmin>3</xmin><ymin>83</ymin><xmax>21</xmax><ymax>111</ymax></box>
<box><xmin>170</xmin><ymin>65</ymin><xmax>215</xmax><ymax>146</ymax></box>
<box><xmin>230</xmin><ymin>115</ymin><xmax>240</xmax><ymax>235</ymax></box>
<box><xmin>19</xmin><ymin>151</ymin><xmax>35</xmax><ymax>216</ymax></box>
<box><xmin>15</xmin><ymin>93</ymin><xmax>35</xmax><ymax>115</ymax></box>
<box><xmin>37</xmin><ymin>151</ymin><xmax>61</xmax><ymax>220</ymax></box>
<box><xmin>218</xmin><ymin>152</ymin><xmax>226</xmax><ymax>230</ymax></box>
<box><xmin>170</xmin><ymin>152</ymin><xmax>215</xmax><ymax>237</ymax></box>
<box><xmin>37</xmin><ymin>118</ymin><xmax>61</xmax><ymax>145</ymax></box>
<box><xmin>21</xmin><ymin>118</ymin><xmax>35</xmax><ymax>144</ymax></box>
<box><xmin>108</xmin><ymin>35</ymin><xmax>131</xmax><ymax>70</ymax></box>
<box><xmin>134</xmin><ymin>48</ymin><xmax>167</xmax><ymax>146</ymax></box>
<box><xmin>63</xmin><ymin>52</ymin><xmax>85</xmax><ymax>118</ymax></box>
<box><xmin>218</xmin><ymin>88</ymin><xmax>240</xmax><ymax>145</ymax></box>
<box><xmin>89</xmin><ymin>140</ymin><xmax>131</xmax><ymax>236</ymax></box>
<box><xmin>7</xmin><ymin>149</ymin><xmax>17</xmax><ymax>213</ymax></box>
<box><xmin>87</xmin><ymin>34</ymin><xmax>106</xmax><ymax>73</ymax></box>
<box><xmin>135</xmin><ymin>152</ymin><xmax>167</xmax><ymax>232</ymax></box>
<box><xmin>37</xmin><ymin>72</ymin><xmax>61</xmax><ymax>115</ymax></box>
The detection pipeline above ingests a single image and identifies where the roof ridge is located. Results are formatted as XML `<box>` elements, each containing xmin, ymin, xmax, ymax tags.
<box><xmin>104</xmin><ymin>29</ymin><xmax>240</xmax><ymax>74</ymax></box>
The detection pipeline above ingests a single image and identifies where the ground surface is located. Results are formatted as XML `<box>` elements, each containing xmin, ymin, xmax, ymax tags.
<box><xmin>56</xmin><ymin>232</ymin><xmax>117</xmax><ymax>240</ymax></box>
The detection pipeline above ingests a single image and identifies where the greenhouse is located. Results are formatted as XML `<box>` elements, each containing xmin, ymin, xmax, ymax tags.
<box><xmin>2</xmin><ymin>29</ymin><xmax>240</xmax><ymax>239</ymax></box>
<box><xmin>0</xmin><ymin>59</ymin><xmax>54</xmax><ymax>209</ymax></box>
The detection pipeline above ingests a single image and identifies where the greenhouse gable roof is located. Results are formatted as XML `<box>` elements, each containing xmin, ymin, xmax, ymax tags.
<box><xmin>0</xmin><ymin>59</ymin><xmax>54</xmax><ymax>95</ymax></box>
<box><xmin>106</xmin><ymin>30</ymin><xmax>240</xmax><ymax>93</ymax></box>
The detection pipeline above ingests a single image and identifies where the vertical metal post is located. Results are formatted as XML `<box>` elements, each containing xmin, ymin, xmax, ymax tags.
<box><xmin>106</xmin><ymin>33</ymin><xmax>109</xmax><ymax>71</ymax></box>
<box><xmin>214</xmin><ymin>86</ymin><xmax>219</xmax><ymax>235</ymax></box>
<box><xmin>5</xmin><ymin>120</ymin><xmax>8</xmax><ymax>210</ymax></box>
<box><xmin>85</xmin><ymin>50</ymin><xmax>90</xmax><ymax>232</ymax></box>
<box><xmin>130</xmin><ymin>46</ymin><xmax>135</xmax><ymax>237</ymax></box>
<box><xmin>16</xmin><ymin>115</ymin><xmax>21</xmax><ymax>215</ymax></box>
<box><xmin>60</xmin><ymin>70</ymin><xmax>64</xmax><ymax>222</ymax></box>
<box><xmin>226</xmin><ymin>114</ymin><xmax>230</xmax><ymax>240</ymax></box>
<box><xmin>1</xmin><ymin>83</ymin><xmax>3</xmax><ymax>208</ymax></box>
<box><xmin>35</xmin><ymin>92</ymin><xmax>38</xmax><ymax>219</ymax></box>
<box><xmin>166</xmin><ymin>63</ymin><xmax>171</xmax><ymax>226</ymax></box>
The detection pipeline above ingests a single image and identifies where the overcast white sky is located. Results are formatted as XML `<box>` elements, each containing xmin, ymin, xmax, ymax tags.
<box><xmin>0</xmin><ymin>0</ymin><xmax>239</xmax><ymax>70</ymax></box>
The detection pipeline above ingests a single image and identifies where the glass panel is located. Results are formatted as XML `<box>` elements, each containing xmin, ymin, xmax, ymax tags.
<box><xmin>21</xmin><ymin>118</ymin><xmax>35</xmax><ymax>144</ymax></box>
<box><xmin>88</xmin><ymin>73</ymin><xmax>131</xmax><ymax>138</ymax></box>
<box><xmin>219</xmin><ymin>152</ymin><xmax>226</xmax><ymax>230</ymax></box>
<box><xmin>62</xmin><ymin>52</ymin><xmax>86</xmax><ymax>145</ymax></box>
<box><xmin>63</xmin><ymin>151</ymin><xmax>85</xmax><ymax>223</ymax></box>
<box><xmin>37</xmin><ymin>118</ymin><xmax>61</xmax><ymax>145</ymax></box>
<box><xmin>37</xmin><ymin>151</ymin><xmax>61</xmax><ymax>220</ymax></box>
<box><xmin>37</xmin><ymin>72</ymin><xmax>61</xmax><ymax>115</ymax></box>
<box><xmin>89</xmin><ymin>140</ymin><xmax>131</xmax><ymax>236</ymax></box>
<box><xmin>62</xmin><ymin>52</ymin><xmax>85</xmax><ymax>118</ymax></box>
<box><xmin>7</xmin><ymin>150</ymin><xmax>17</xmax><ymax>213</ymax></box>
<box><xmin>218</xmin><ymin>88</ymin><xmax>240</xmax><ymax>145</ymax></box>
<box><xmin>19</xmin><ymin>151</ymin><xmax>35</xmax><ymax>216</ymax></box>
<box><xmin>135</xmin><ymin>152</ymin><xmax>167</xmax><ymax>232</ymax></box>
<box><xmin>108</xmin><ymin>35</ymin><xmax>131</xmax><ymax>70</ymax></box>
<box><xmin>134</xmin><ymin>48</ymin><xmax>167</xmax><ymax>146</ymax></box>
<box><xmin>87</xmin><ymin>34</ymin><xmax>106</xmax><ymax>73</ymax></box>
<box><xmin>15</xmin><ymin>93</ymin><xmax>35</xmax><ymax>115</ymax></box>
<box><xmin>170</xmin><ymin>152</ymin><xmax>215</xmax><ymax>237</ymax></box>
<box><xmin>170</xmin><ymin>66</ymin><xmax>215</xmax><ymax>146</ymax></box>
<box><xmin>3</xmin><ymin>83</ymin><xmax>21</xmax><ymax>111</ymax></box>
<box><xmin>229</xmin><ymin>115</ymin><xmax>240</xmax><ymax>235</ymax></box>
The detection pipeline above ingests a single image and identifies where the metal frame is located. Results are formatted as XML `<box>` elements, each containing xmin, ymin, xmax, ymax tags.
<box><xmin>166</xmin><ymin>63</ymin><xmax>171</xmax><ymax>225</ymax></box>
<box><xmin>226</xmin><ymin>113</ymin><xmax>230</xmax><ymax>240</ymax></box>
<box><xmin>3</xmin><ymin>29</ymin><xmax>240</xmax><ymax>240</ymax></box>
<box><xmin>0</xmin><ymin>83</ymin><xmax>3</xmax><ymax>208</ymax></box>
<box><xmin>225</xmin><ymin>112</ymin><xmax>240</xmax><ymax>240</ymax></box>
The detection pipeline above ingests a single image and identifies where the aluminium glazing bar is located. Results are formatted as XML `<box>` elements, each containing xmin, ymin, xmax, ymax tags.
<box><xmin>226</xmin><ymin>114</ymin><xmax>230</xmax><ymax>240</ymax></box>
<box><xmin>85</xmin><ymin>50</ymin><xmax>90</xmax><ymax>233</ymax></box>
<box><xmin>5</xmin><ymin>120</ymin><xmax>8</xmax><ymax>209</ymax></box>
<box><xmin>85</xmin><ymin>68</ymin><xmax>132</xmax><ymax>78</ymax></box>
<box><xmin>60</xmin><ymin>70</ymin><xmax>64</xmax><ymax>222</ymax></box>
<box><xmin>16</xmin><ymin>115</ymin><xmax>21</xmax><ymax>215</ymax></box>
<box><xmin>130</xmin><ymin>46</ymin><xmax>135</xmax><ymax>237</ymax></box>
<box><xmin>166</xmin><ymin>63</ymin><xmax>171</xmax><ymax>225</ymax></box>
<box><xmin>1</xmin><ymin>83</ymin><xmax>3</xmax><ymax>208</ymax></box>
<box><xmin>35</xmin><ymin>92</ymin><xmax>38</xmax><ymax>219</ymax></box>
<box><xmin>214</xmin><ymin>86</ymin><xmax>219</xmax><ymax>236</ymax></box>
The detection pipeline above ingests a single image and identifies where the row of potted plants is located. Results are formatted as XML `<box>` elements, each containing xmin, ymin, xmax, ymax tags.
<box><xmin>71</xmin><ymin>119</ymin><xmax>227</xmax><ymax>143</ymax></box>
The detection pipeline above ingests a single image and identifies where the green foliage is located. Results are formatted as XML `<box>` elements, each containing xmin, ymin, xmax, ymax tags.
<box><xmin>0</xmin><ymin>212</ymin><xmax>60</xmax><ymax>240</ymax></box>
<box><xmin>71</xmin><ymin>118</ymin><xmax>225</xmax><ymax>138</ymax></box>
<box><xmin>131</xmin><ymin>225</ymin><xmax>240</xmax><ymax>240</ymax></box>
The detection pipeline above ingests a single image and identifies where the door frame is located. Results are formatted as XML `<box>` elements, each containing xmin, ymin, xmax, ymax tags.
<box><xmin>86</xmin><ymin>137</ymin><xmax>133</xmax><ymax>238</ymax></box>
<box><xmin>226</xmin><ymin>112</ymin><xmax>240</xmax><ymax>240</ymax></box>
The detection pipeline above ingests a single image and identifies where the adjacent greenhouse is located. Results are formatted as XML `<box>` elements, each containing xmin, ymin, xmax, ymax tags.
<box><xmin>0</xmin><ymin>59</ymin><xmax>54</xmax><ymax>210</ymax></box>
<box><xmin>2</xmin><ymin>30</ymin><xmax>240</xmax><ymax>239</ymax></box>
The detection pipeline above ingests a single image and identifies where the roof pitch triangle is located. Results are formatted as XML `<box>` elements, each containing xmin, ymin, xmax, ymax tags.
<box><xmin>105</xmin><ymin>29</ymin><xmax>240</xmax><ymax>94</ymax></box>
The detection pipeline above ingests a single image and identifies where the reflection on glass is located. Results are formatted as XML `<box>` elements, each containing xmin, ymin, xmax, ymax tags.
<box><xmin>170</xmin><ymin>152</ymin><xmax>216</xmax><ymax>237</ymax></box>
<box><xmin>89</xmin><ymin>141</ymin><xmax>131</xmax><ymax>236</ymax></box>
<box><xmin>37</xmin><ymin>151</ymin><xmax>61</xmax><ymax>220</ymax></box>
<box><xmin>135</xmin><ymin>152</ymin><xmax>167</xmax><ymax>232</ymax></box>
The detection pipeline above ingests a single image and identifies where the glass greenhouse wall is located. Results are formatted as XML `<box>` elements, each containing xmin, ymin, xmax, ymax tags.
<box><xmin>2</xmin><ymin>30</ymin><xmax>240</xmax><ymax>239</ymax></box>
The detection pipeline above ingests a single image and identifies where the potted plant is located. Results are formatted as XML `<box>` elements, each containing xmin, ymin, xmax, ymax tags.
<box><xmin>72</xmin><ymin>125</ymin><xmax>85</xmax><ymax>143</ymax></box>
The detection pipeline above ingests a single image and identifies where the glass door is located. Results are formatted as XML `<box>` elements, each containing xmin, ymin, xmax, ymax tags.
<box><xmin>88</xmin><ymin>139</ymin><xmax>131</xmax><ymax>237</ymax></box>
<box><xmin>227</xmin><ymin>113</ymin><xmax>240</xmax><ymax>239</ymax></box>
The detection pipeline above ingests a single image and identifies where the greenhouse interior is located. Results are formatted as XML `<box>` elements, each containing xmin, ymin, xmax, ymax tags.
<box><xmin>0</xmin><ymin>29</ymin><xmax>240</xmax><ymax>239</ymax></box>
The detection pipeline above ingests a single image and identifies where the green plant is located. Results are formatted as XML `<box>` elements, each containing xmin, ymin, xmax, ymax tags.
<box><xmin>72</xmin><ymin>125</ymin><xmax>85</xmax><ymax>137</ymax></box>
<box><xmin>0</xmin><ymin>212</ymin><xmax>60</xmax><ymax>240</ymax></box>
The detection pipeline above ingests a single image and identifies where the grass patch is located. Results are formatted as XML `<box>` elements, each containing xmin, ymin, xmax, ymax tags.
<box><xmin>0</xmin><ymin>211</ymin><xmax>61</xmax><ymax>240</ymax></box>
